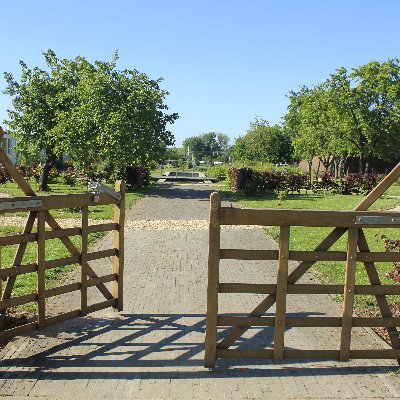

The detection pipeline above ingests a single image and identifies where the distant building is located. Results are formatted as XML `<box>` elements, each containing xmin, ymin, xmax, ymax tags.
<box><xmin>1</xmin><ymin>132</ymin><xmax>17</xmax><ymax>163</ymax></box>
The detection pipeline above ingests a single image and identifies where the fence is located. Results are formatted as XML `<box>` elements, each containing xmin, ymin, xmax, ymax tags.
<box><xmin>204</xmin><ymin>163</ymin><xmax>400</xmax><ymax>367</ymax></box>
<box><xmin>0</xmin><ymin>179</ymin><xmax>125</xmax><ymax>341</ymax></box>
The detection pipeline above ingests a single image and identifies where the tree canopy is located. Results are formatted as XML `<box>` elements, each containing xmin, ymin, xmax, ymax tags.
<box><xmin>3</xmin><ymin>49</ymin><xmax>178</xmax><ymax>190</ymax></box>
<box><xmin>182</xmin><ymin>132</ymin><xmax>230</xmax><ymax>160</ymax></box>
<box><xmin>285</xmin><ymin>59</ymin><xmax>400</xmax><ymax>173</ymax></box>
<box><xmin>232</xmin><ymin>119</ymin><xmax>293</xmax><ymax>164</ymax></box>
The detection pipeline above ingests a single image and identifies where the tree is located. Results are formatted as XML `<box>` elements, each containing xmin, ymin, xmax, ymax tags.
<box><xmin>328</xmin><ymin>60</ymin><xmax>400</xmax><ymax>173</ymax></box>
<box><xmin>3</xmin><ymin>50</ymin><xmax>178</xmax><ymax>190</ymax></box>
<box><xmin>182</xmin><ymin>132</ymin><xmax>231</xmax><ymax>160</ymax></box>
<box><xmin>232</xmin><ymin>119</ymin><xmax>293</xmax><ymax>164</ymax></box>
<box><xmin>285</xmin><ymin>59</ymin><xmax>400</xmax><ymax>175</ymax></box>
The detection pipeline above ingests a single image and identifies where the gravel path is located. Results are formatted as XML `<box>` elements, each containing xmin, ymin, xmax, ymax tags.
<box><xmin>1</xmin><ymin>183</ymin><xmax>400</xmax><ymax>399</ymax></box>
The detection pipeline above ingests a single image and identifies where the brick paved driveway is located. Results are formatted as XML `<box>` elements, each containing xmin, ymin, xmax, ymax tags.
<box><xmin>1</xmin><ymin>183</ymin><xmax>400</xmax><ymax>399</ymax></box>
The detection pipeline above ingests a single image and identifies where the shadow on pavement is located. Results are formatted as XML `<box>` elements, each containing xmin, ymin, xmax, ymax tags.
<box><xmin>0</xmin><ymin>313</ymin><xmax>397</xmax><ymax>380</ymax></box>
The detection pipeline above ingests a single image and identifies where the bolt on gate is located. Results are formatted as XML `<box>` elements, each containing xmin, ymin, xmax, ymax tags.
<box><xmin>0</xmin><ymin>128</ymin><xmax>125</xmax><ymax>341</ymax></box>
<box><xmin>205</xmin><ymin>163</ymin><xmax>400</xmax><ymax>368</ymax></box>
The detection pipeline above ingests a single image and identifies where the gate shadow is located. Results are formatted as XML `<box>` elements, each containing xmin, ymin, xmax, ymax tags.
<box><xmin>0</xmin><ymin>312</ymin><xmax>397</xmax><ymax>380</ymax></box>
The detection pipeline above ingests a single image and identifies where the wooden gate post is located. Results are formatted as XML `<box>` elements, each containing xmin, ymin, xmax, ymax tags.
<box><xmin>204</xmin><ymin>192</ymin><xmax>221</xmax><ymax>368</ymax></box>
<box><xmin>113</xmin><ymin>180</ymin><xmax>125</xmax><ymax>311</ymax></box>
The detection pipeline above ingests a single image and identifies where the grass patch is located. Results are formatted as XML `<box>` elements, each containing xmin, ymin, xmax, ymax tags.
<box><xmin>220</xmin><ymin>187</ymin><xmax>400</xmax><ymax>312</ymax></box>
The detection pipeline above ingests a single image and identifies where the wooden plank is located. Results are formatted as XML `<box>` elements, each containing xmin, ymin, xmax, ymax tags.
<box><xmin>87</xmin><ymin>223</ymin><xmax>118</xmax><ymax>233</ymax></box>
<box><xmin>219</xmin><ymin>282</ymin><xmax>345</xmax><ymax>294</ymax></box>
<box><xmin>0</xmin><ymin>232</ymin><xmax>37</xmax><ymax>246</ymax></box>
<box><xmin>220</xmin><ymin>249</ymin><xmax>278</xmax><ymax>260</ymax></box>
<box><xmin>86</xmin><ymin>273</ymin><xmax>117</xmax><ymax>287</ymax></box>
<box><xmin>45</xmin><ymin>309</ymin><xmax>81</xmax><ymax>327</ymax></box>
<box><xmin>87</xmin><ymin>248</ymin><xmax>117</xmax><ymax>262</ymax></box>
<box><xmin>340</xmin><ymin>228</ymin><xmax>359</xmax><ymax>361</ymax></box>
<box><xmin>273</xmin><ymin>226</ymin><xmax>290</xmax><ymax>362</ymax></box>
<box><xmin>1</xmin><ymin>212</ymin><xmax>37</xmax><ymax>308</ymax></box>
<box><xmin>0</xmin><ymin>263</ymin><xmax>37</xmax><ymax>279</ymax></box>
<box><xmin>350</xmin><ymin>349</ymin><xmax>400</xmax><ymax>359</ymax></box>
<box><xmin>113</xmin><ymin>180</ymin><xmax>125</xmax><ymax>311</ymax></box>
<box><xmin>354</xmin><ymin>163</ymin><xmax>400</xmax><ymax>211</ymax></box>
<box><xmin>289</xmin><ymin>250</ymin><xmax>346</xmax><ymax>261</ymax></box>
<box><xmin>219</xmin><ymin>283</ymin><xmax>277</xmax><ymax>294</ymax></box>
<box><xmin>358</xmin><ymin>230</ymin><xmax>400</xmax><ymax>350</ymax></box>
<box><xmin>220</xmin><ymin>249</ymin><xmax>400</xmax><ymax>263</ymax></box>
<box><xmin>284</xmin><ymin>350</ymin><xmax>340</xmax><ymax>360</ymax></box>
<box><xmin>44</xmin><ymin>282</ymin><xmax>81</xmax><ymax>298</ymax></box>
<box><xmin>352</xmin><ymin>317</ymin><xmax>400</xmax><ymax>327</ymax></box>
<box><xmin>217</xmin><ymin>349</ymin><xmax>273</xmax><ymax>359</ymax></box>
<box><xmin>45</xmin><ymin>227</ymin><xmax>81</xmax><ymax>240</ymax></box>
<box><xmin>0</xmin><ymin>293</ymin><xmax>37</xmax><ymax>308</ymax></box>
<box><xmin>218</xmin><ymin>208</ymin><xmax>400</xmax><ymax>228</ymax></box>
<box><xmin>0</xmin><ymin>192</ymin><xmax>119</xmax><ymax>211</ymax></box>
<box><xmin>0</xmin><ymin>322</ymin><xmax>38</xmax><ymax>342</ymax></box>
<box><xmin>355</xmin><ymin>285</ymin><xmax>400</xmax><ymax>295</ymax></box>
<box><xmin>218</xmin><ymin>316</ymin><xmax>275</xmax><ymax>326</ymax></box>
<box><xmin>37</xmin><ymin>211</ymin><xmax>46</xmax><ymax>330</ymax></box>
<box><xmin>81</xmin><ymin>206</ymin><xmax>88</xmax><ymax>316</ymax></box>
<box><xmin>217</xmin><ymin>316</ymin><xmax>400</xmax><ymax>328</ymax></box>
<box><xmin>204</xmin><ymin>192</ymin><xmax>221</xmax><ymax>368</ymax></box>
<box><xmin>86</xmin><ymin>298</ymin><xmax>116</xmax><ymax>314</ymax></box>
<box><xmin>45</xmin><ymin>255</ymin><xmax>80</xmax><ymax>269</ymax></box>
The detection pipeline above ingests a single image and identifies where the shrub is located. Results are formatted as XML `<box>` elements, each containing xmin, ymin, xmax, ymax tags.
<box><xmin>207</xmin><ymin>165</ymin><xmax>230</xmax><ymax>181</ymax></box>
<box><xmin>229</xmin><ymin>167</ymin><xmax>260</xmax><ymax>195</ymax></box>
<box><xmin>60</xmin><ymin>167</ymin><xmax>79</xmax><ymax>186</ymax></box>
<box><xmin>0</xmin><ymin>165</ymin><xmax>11</xmax><ymax>184</ymax></box>
<box><xmin>360</xmin><ymin>173</ymin><xmax>379</xmax><ymax>194</ymax></box>
<box><xmin>125</xmin><ymin>165</ymin><xmax>150</xmax><ymax>189</ymax></box>
<box><xmin>285</xmin><ymin>172</ymin><xmax>309</xmax><ymax>193</ymax></box>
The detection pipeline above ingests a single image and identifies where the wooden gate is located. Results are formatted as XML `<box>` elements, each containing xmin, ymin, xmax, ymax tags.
<box><xmin>205</xmin><ymin>164</ymin><xmax>400</xmax><ymax>367</ymax></box>
<box><xmin>0</xmin><ymin>128</ymin><xmax>125</xmax><ymax>341</ymax></box>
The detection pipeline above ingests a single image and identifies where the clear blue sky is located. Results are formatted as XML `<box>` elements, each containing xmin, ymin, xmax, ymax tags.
<box><xmin>1</xmin><ymin>0</ymin><xmax>400</xmax><ymax>146</ymax></box>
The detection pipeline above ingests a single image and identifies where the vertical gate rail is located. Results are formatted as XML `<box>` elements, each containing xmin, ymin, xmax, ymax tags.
<box><xmin>205</xmin><ymin>163</ymin><xmax>400</xmax><ymax>367</ymax></box>
<box><xmin>0</xmin><ymin>186</ymin><xmax>125</xmax><ymax>342</ymax></box>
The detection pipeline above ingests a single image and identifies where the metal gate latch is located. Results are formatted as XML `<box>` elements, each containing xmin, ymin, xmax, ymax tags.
<box><xmin>88</xmin><ymin>181</ymin><xmax>121</xmax><ymax>202</ymax></box>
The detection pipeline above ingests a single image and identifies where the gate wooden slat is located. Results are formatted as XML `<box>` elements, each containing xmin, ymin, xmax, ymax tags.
<box><xmin>340</xmin><ymin>228</ymin><xmax>359</xmax><ymax>361</ymax></box>
<box><xmin>81</xmin><ymin>206</ymin><xmax>88</xmax><ymax>316</ymax></box>
<box><xmin>113</xmin><ymin>180</ymin><xmax>125</xmax><ymax>311</ymax></box>
<box><xmin>204</xmin><ymin>192</ymin><xmax>221</xmax><ymax>368</ymax></box>
<box><xmin>37</xmin><ymin>211</ymin><xmax>46</xmax><ymax>330</ymax></box>
<box><xmin>273</xmin><ymin>226</ymin><xmax>290</xmax><ymax>361</ymax></box>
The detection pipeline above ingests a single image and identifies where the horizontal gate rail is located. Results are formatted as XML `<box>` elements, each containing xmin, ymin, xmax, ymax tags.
<box><xmin>204</xmin><ymin>162</ymin><xmax>400</xmax><ymax>367</ymax></box>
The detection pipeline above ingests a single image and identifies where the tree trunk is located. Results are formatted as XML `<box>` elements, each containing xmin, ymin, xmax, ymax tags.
<box><xmin>38</xmin><ymin>154</ymin><xmax>57</xmax><ymax>192</ymax></box>
<box><xmin>358</xmin><ymin>154</ymin><xmax>364</xmax><ymax>174</ymax></box>
<box><xmin>308</xmin><ymin>159</ymin><xmax>313</xmax><ymax>189</ymax></box>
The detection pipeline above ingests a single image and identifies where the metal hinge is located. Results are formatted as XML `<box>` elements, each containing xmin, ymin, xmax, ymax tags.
<box><xmin>88</xmin><ymin>181</ymin><xmax>121</xmax><ymax>202</ymax></box>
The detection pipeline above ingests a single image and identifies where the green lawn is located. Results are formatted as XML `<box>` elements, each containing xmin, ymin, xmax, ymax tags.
<box><xmin>219</xmin><ymin>186</ymin><xmax>400</xmax><ymax>312</ymax></box>
<box><xmin>0</xmin><ymin>180</ymin><xmax>149</xmax><ymax>312</ymax></box>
